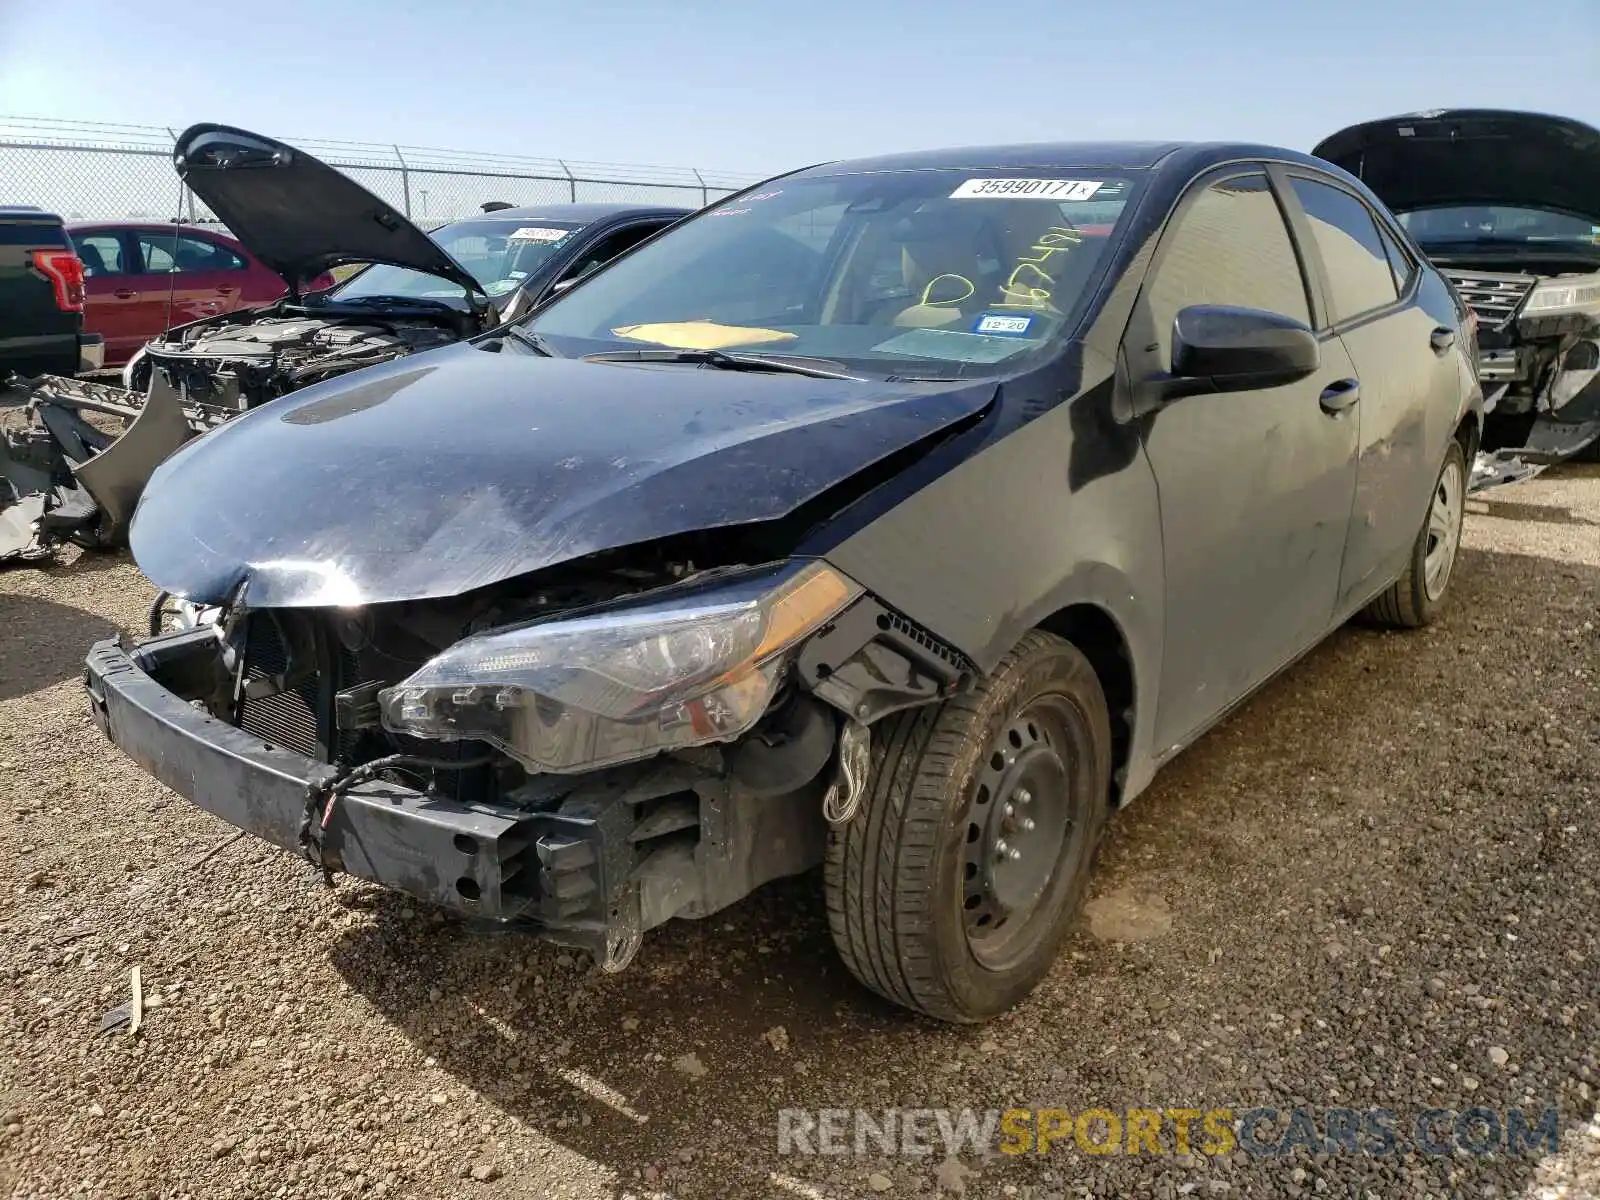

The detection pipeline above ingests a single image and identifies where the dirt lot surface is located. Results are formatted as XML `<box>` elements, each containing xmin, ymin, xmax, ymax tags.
<box><xmin>2</xmin><ymin>465</ymin><xmax>1597</xmax><ymax>1200</ymax></box>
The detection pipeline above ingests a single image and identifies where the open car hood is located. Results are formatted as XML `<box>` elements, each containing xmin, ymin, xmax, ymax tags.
<box><xmin>128</xmin><ymin>344</ymin><xmax>996</xmax><ymax>608</ymax></box>
<box><xmin>1312</xmin><ymin>109</ymin><xmax>1600</xmax><ymax>225</ymax></box>
<box><xmin>173</xmin><ymin>123</ymin><xmax>484</xmax><ymax>295</ymax></box>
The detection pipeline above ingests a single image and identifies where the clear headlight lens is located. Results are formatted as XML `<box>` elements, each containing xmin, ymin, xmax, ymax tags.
<box><xmin>379</xmin><ymin>561</ymin><xmax>861</xmax><ymax>774</ymax></box>
<box><xmin>1524</xmin><ymin>280</ymin><xmax>1600</xmax><ymax>313</ymax></box>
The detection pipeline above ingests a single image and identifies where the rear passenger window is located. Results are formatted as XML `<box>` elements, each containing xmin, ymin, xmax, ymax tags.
<box><xmin>137</xmin><ymin>232</ymin><xmax>248</xmax><ymax>274</ymax></box>
<box><xmin>1142</xmin><ymin>173</ymin><xmax>1311</xmax><ymax>368</ymax></box>
<box><xmin>71</xmin><ymin>233</ymin><xmax>125</xmax><ymax>277</ymax></box>
<box><xmin>1288</xmin><ymin>177</ymin><xmax>1400</xmax><ymax>323</ymax></box>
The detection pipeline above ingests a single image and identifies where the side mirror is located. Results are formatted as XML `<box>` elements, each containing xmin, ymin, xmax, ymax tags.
<box><xmin>1170</xmin><ymin>304</ymin><xmax>1319</xmax><ymax>392</ymax></box>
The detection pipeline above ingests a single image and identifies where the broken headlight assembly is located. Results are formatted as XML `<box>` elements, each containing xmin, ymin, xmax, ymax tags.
<box><xmin>1522</xmin><ymin>277</ymin><xmax>1600</xmax><ymax>315</ymax></box>
<box><xmin>378</xmin><ymin>561</ymin><xmax>862</xmax><ymax>774</ymax></box>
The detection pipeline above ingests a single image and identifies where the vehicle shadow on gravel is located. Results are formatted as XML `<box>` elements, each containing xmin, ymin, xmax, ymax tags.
<box><xmin>1471</xmin><ymin>497</ymin><xmax>1600</xmax><ymax>526</ymax></box>
<box><xmin>33</xmin><ymin>545</ymin><xmax>132</xmax><ymax>580</ymax></box>
<box><xmin>0</xmin><ymin>544</ymin><xmax>132</xmax><ymax>585</ymax></box>
<box><xmin>330</xmin><ymin>545</ymin><xmax>1599</xmax><ymax>1198</ymax></box>
<box><xmin>0</xmin><ymin>591</ymin><xmax>119</xmax><ymax>700</ymax></box>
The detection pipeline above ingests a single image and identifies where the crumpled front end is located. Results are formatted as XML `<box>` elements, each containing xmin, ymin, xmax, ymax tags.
<box><xmin>1450</xmin><ymin>266</ymin><xmax>1600</xmax><ymax>488</ymax></box>
<box><xmin>89</xmin><ymin>550</ymin><xmax>972</xmax><ymax>969</ymax></box>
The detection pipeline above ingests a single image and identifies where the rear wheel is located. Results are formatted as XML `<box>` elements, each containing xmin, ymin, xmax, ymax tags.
<box><xmin>1363</xmin><ymin>438</ymin><xmax>1467</xmax><ymax>628</ymax></box>
<box><xmin>824</xmin><ymin>630</ymin><xmax>1111</xmax><ymax>1023</ymax></box>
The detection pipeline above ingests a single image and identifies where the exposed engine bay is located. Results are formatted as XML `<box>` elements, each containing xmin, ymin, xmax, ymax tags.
<box><xmin>1310</xmin><ymin>109</ymin><xmax>1600</xmax><ymax>489</ymax></box>
<box><xmin>0</xmin><ymin>298</ymin><xmax>486</xmax><ymax>562</ymax></box>
<box><xmin>138</xmin><ymin>303</ymin><xmax>484</xmax><ymax>412</ymax></box>
<box><xmin>1440</xmin><ymin>258</ymin><xmax>1600</xmax><ymax>485</ymax></box>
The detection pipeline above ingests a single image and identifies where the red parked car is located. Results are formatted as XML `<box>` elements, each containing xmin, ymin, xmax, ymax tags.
<box><xmin>65</xmin><ymin>222</ymin><xmax>334</xmax><ymax>368</ymax></box>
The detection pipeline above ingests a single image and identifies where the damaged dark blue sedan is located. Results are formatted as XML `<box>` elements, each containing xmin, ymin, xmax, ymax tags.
<box><xmin>86</xmin><ymin>134</ymin><xmax>1482</xmax><ymax>1022</ymax></box>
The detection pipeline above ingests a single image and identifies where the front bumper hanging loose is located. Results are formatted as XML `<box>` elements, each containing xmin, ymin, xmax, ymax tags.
<box><xmin>84</xmin><ymin>634</ymin><xmax>535</xmax><ymax>918</ymax></box>
<box><xmin>81</xmin><ymin>629</ymin><xmax>829</xmax><ymax>964</ymax></box>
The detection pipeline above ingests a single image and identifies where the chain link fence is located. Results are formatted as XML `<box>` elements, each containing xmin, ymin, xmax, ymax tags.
<box><xmin>0</xmin><ymin>117</ymin><xmax>760</xmax><ymax>226</ymax></box>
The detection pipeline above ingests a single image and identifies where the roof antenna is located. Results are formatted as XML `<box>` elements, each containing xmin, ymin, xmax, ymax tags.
<box><xmin>481</xmin><ymin>201</ymin><xmax>513</xmax><ymax>213</ymax></box>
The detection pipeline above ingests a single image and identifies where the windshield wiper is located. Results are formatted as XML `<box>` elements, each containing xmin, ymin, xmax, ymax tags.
<box><xmin>583</xmin><ymin>348</ymin><xmax>863</xmax><ymax>380</ymax></box>
<box><xmin>500</xmin><ymin>326</ymin><xmax>558</xmax><ymax>357</ymax></box>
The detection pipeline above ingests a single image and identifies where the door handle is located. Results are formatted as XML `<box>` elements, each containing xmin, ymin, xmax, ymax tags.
<box><xmin>215</xmin><ymin>286</ymin><xmax>237</xmax><ymax>296</ymax></box>
<box><xmin>113</xmin><ymin>288</ymin><xmax>137</xmax><ymax>299</ymax></box>
<box><xmin>1319</xmin><ymin>378</ymin><xmax>1360</xmax><ymax>415</ymax></box>
<box><xmin>1430</xmin><ymin>327</ymin><xmax>1456</xmax><ymax>353</ymax></box>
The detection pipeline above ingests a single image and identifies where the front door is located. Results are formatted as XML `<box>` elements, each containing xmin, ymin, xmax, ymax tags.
<box><xmin>1123</xmin><ymin>168</ymin><xmax>1361</xmax><ymax>750</ymax></box>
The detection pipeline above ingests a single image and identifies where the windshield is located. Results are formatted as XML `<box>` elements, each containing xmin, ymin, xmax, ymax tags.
<box><xmin>523</xmin><ymin>170</ymin><xmax>1139</xmax><ymax>376</ymax></box>
<box><xmin>1397</xmin><ymin>205</ymin><xmax>1600</xmax><ymax>249</ymax></box>
<box><xmin>334</xmin><ymin>217</ymin><xmax>584</xmax><ymax>303</ymax></box>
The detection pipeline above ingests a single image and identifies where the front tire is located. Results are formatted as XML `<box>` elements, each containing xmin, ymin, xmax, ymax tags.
<box><xmin>1363</xmin><ymin>438</ymin><xmax>1468</xmax><ymax>628</ymax></box>
<box><xmin>824</xmin><ymin>630</ymin><xmax>1112</xmax><ymax>1023</ymax></box>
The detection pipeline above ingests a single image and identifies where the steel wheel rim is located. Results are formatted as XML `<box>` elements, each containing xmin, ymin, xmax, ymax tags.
<box><xmin>960</xmin><ymin>694</ymin><xmax>1090</xmax><ymax>972</ymax></box>
<box><xmin>1424</xmin><ymin>455</ymin><xmax>1465</xmax><ymax>602</ymax></box>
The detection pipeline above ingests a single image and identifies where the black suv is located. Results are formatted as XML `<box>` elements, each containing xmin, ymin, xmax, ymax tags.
<box><xmin>0</xmin><ymin>206</ymin><xmax>103</xmax><ymax>378</ymax></box>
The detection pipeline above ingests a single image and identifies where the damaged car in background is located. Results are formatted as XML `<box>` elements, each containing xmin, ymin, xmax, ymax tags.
<box><xmin>0</xmin><ymin>122</ymin><xmax>686</xmax><ymax>562</ymax></box>
<box><xmin>87</xmin><ymin>140</ymin><xmax>1480</xmax><ymax>1022</ymax></box>
<box><xmin>1315</xmin><ymin>109</ymin><xmax>1600</xmax><ymax>488</ymax></box>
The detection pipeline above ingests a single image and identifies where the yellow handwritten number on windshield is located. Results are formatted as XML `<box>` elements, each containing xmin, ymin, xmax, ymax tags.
<box><xmin>995</xmin><ymin>226</ymin><xmax>1083</xmax><ymax>311</ymax></box>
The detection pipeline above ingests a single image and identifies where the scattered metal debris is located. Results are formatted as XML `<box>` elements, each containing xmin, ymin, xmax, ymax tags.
<box><xmin>0</xmin><ymin>371</ymin><xmax>191</xmax><ymax>564</ymax></box>
<box><xmin>127</xmin><ymin>966</ymin><xmax>143</xmax><ymax>1038</ymax></box>
<box><xmin>186</xmin><ymin>829</ymin><xmax>246</xmax><ymax>872</ymax></box>
<box><xmin>1471</xmin><ymin>450</ymin><xmax>1549</xmax><ymax>493</ymax></box>
<box><xmin>98</xmin><ymin>1003</ymin><xmax>130</xmax><ymax>1036</ymax></box>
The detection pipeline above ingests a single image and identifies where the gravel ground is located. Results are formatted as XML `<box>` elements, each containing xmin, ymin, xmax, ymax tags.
<box><xmin>1</xmin><ymin>464</ymin><xmax>1597</xmax><ymax>1200</ymax></box>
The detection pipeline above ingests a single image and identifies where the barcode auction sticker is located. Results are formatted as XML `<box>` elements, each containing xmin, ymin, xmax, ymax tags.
<box><xmin>949</xmin><ymin>178</ymin><xmax>1103</xmax><ymax>201</ymax></box>
<box><xmin>509</xmin><ymin>227</ymin><xmax>570</xmax><ymax>242</ymax></box>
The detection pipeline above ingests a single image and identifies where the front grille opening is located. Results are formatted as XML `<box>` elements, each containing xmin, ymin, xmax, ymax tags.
<box><xmin>1444</xmin><ymin>269</ymin><xmax>1538</xmax><ymax>331</ymax></box>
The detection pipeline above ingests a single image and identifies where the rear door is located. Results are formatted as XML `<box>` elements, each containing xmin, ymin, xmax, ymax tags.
<box><xmin>1277</xmin><ymin>170</ymin><xmax>1460</xmax><ymax>610</ymax></box>
<box><xmin>71</xmin><ymin>227</ymin><xmax>148</xmax><ymax>366</ymax></box>
<box><xmin>1123</xmin><ymin>167</ymin><xmax>1361</xmax><ymax>749</ymax></box>
<box><xmin>132</xmin><ymin>229</ymin><xmax>253</xmax><ymax>327</ymax></box>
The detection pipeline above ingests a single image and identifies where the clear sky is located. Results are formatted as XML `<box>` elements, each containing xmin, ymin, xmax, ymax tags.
<box><xmin>1</xmin><ymin>0</ymin><xmax>1595</xmax><ymax>177</ymax></box>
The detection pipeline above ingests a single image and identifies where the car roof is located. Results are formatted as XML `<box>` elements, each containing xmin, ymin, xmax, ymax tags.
<box><xmin>466</xmin><ymin>202</ymin><xmax>693</xmax><ymax>222</ymax></box>
<box><xmin>785</xmin><ymin>140</ymin><xmax>1339</xmax><ymax>180</ymax></box>
<box><xmin>67</xmin><ymin>219</ymin><xmax>239</xmax><ymax>235</ymax></box>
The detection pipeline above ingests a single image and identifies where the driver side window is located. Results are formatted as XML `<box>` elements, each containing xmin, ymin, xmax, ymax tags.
<box><xmin>555</xmin><ymin>223</ymin><xmax>667</xmax><ymax>289</ymax></box>
<box><xmin>1136</xmin><ymin>172</ymin><xmax>1312</xmax><ymax>371</ymax></box>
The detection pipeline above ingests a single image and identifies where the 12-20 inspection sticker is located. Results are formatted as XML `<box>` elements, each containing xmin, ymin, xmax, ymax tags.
<box><xmin>950</xmin><ymin>178</ymin><xmax>1104</xmax><ymax>200</ymax></box>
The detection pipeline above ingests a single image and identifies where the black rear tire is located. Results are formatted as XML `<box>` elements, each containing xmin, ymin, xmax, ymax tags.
<box><xmin>823</xmin><ymin>630</ymin><xmax>1112</xmax><ymax>1023</ymax></box>
<box><xmin>1363</xmin><ymin>438</ymin><xmax>1468</xmax><ymax>629</ymax></box>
